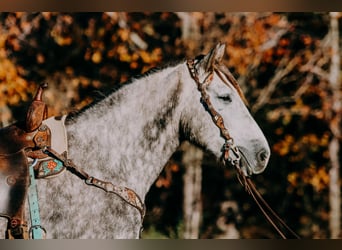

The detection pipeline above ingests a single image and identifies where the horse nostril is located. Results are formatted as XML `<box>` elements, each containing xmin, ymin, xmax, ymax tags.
<box><xmin>257</xmin><ymin>149</ymin><xmax>269</xmax><ymax>163</ymax></box>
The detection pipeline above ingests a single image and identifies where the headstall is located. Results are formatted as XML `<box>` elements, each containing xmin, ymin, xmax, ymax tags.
<box><xmin>186</xmin><ymin>59</ymin><xmax>300</xmax><ymax>239</ymax></box>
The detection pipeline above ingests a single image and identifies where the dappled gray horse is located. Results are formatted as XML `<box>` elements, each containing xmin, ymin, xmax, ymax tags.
<box><xmin>0</xmin><ymin>43</ymin><xmax>270</xmax><ymax>238</ymax></box>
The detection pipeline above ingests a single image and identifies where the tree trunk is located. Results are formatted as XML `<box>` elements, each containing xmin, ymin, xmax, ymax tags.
<box><xmin>175</xmin><ymin>12</ymin><xmax>201</xmax><ymax>41</ymax></box>
<box><xmin>328</xmin><ymin>12</ymin><xmax>341</xmax><ymax>239</ymax></box>
<box><xmin>181</xmin><ymin>141</ymin><xmax>203</xmax><ymax>239</ymax></box>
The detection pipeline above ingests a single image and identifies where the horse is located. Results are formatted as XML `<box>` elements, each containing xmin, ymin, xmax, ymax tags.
<box><xmin>0</xmin><ymin>43</ymin><xmax>270</xmax><ymax>238</ymax></box>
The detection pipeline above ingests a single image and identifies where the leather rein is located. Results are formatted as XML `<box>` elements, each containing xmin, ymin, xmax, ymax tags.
<box><xmin>187</xmin><ymin>59</ymin><xmax>300</xmax><ymax>239</ymax></box>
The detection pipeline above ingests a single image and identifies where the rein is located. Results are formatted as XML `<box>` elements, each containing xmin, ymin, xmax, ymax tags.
<box><xmin>235</xmin><ymin>166</ymin><xmax>300</xmax><ymax>239</ymax></box>
<box><xmin>187</xmin><ymin>59</ymin><xmax>300</xmax><ymax>239</ymax></box>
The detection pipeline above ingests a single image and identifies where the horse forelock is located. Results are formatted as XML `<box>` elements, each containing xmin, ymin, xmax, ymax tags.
<box><xmin>189</xmin><ymin>56</ymin><xmax>248</xmax><ymax>107</ymax></box>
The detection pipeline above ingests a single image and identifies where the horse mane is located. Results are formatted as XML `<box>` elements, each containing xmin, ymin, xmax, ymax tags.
<box><xmin>66</xmin><ymin>59</ymin><xmax>185</xmax><ymax>121</ymax></box>
<box><xmin>66</xmin><ymin>56</ymin><xmax>248</xmax><ymax>123</ymax></box>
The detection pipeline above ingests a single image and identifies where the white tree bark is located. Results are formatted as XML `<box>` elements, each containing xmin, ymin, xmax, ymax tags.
<box><xmin>175</xmin><ymin>12</ymin><xmax>201</xmax><ymax>41</ymax></box>
<box><xmin>181</xmin><ymin>141</ymin><xmax>203</xmax><ymax>239</ymax></box>
<box><xmin>328</xmin><ymin>12</ymin><xmax>341</xmax><ymax>239</ymax></box>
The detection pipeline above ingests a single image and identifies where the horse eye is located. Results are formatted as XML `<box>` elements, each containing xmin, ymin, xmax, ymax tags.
<box><xmin>218</xmin><ymin>94</ymin><xmax>232</xmax><ymax>103</ymax></box>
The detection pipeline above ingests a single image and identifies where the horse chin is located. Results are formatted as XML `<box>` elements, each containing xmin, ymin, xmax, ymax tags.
<box><xmin>221</xmin><ymin>150</ymin><xmax>253</xmax><ymax>177</ymax></box>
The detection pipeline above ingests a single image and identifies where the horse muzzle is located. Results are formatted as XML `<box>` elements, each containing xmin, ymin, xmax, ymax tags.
<box><xmin>237</xmin><ymin>146</ymin><xmax>270</xmax><ymax>176</ymax></box>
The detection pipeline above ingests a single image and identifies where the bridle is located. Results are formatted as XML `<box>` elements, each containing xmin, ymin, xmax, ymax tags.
<box><xmin>187</xmin><ymin>59</ymin><xmax>300</xmax><ymax>239</ymax></box>
<box><xmin>187</xmin><ymin>59</ymin><xmax>241</xmax><ymax>166</ymax></box>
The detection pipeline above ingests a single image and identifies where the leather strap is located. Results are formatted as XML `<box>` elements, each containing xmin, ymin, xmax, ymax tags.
<box><xmin>187</xmin><ymin>59</ymin><xmax>239</xmax><ymax>163</ymax></box>
<box><xmin>43</xmin><ymin>147</ymin><xmax>146</xmax><ymax>221</ymax></box>
<box><xmin>27</xmin><ymin>159</ymin><xmax>46</xmax><ymax>239</ymax></box>
<box><xmin>235</xmin><ymin>165</ymin><xmax>300</xmax><ymax>239</ymax></box>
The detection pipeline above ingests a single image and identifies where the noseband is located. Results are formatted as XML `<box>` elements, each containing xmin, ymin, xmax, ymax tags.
<box><xmin>187</xmin><ymin>59</ymin><xmax>300</xmax><ymax>239</ymax></box>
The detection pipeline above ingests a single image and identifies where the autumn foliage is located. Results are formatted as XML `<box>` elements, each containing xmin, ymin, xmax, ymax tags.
<box><xmin>0</xmin><ymin>12</ymin><xmax>340</xmax><ymax>238</ymax></box>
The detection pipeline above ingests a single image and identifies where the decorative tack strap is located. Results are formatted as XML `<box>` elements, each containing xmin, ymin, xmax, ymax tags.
<box><xmin>28</xmin><ymin>159</ymin><xmax>46</xmax><ymax>239</ymax></box>
<box><xmin>85</xmin><ymin>177</ymin><xmax>145</xmax><ymax>220</ymax></box>
<box><xmin>35</xmin><ymin>158</ymin><xmax>65</xmax><ymax>178</ymax></box>
<box><xmin>43</xmin><ymin>147</ymin><xmax>145</xmax><ymax>221</ymax></box>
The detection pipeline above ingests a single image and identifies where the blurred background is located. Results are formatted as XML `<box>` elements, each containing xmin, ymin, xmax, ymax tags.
<box><xmin>0</xmin><ymin>12</ymin><xmax>341</xmax><ymax>239</ymax></box>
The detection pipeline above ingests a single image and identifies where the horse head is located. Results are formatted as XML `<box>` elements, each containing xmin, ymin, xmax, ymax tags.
<box><xmin>181</xmin><ymin>43</ymin><xmax>270</xmax><ymax>176</ymax></box>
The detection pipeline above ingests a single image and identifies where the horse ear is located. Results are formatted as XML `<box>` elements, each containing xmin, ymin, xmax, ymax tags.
<box><xmin>202</xmin><ymin>43</ymin><xmax>226</xmax><ymax>72</ymax></box>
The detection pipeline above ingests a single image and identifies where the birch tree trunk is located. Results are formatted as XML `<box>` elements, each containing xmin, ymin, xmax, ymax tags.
<box><xmin>328</xmin><ymin>12</ymin><xmax>341</xmax><ymax>239</ymax></box>
<box><xmin>175</xmin><ymin>12</ymin><xmax>201</xmax><ymax>41</ymax></box>
<box><xmin>181</xmin><ymin>141</ymin><xmax>203</xmax><ymax>239</ymax></box>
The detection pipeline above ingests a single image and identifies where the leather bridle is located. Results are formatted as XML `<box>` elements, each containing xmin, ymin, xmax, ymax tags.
<box><xmin>187</xmin><ymin>59</ymin><xmax>300</xmax><ymax>239</ymax></box>
<box><xmin>187</xmin><ymin>59</ymin><xmax>241</xmax><ymax>165</ymax></box>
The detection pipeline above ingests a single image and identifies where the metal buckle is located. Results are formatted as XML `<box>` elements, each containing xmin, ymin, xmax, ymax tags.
<box><xmin>29</xmin><ymin>225</ymin><xmax>46</xmax><ymax>239</ymax></box>
<box><xmin>85</xmin><ymin>176</ymin><xmax>94</xmax><ymax>185</ymax></box>
<box><xmin>222</xmin><ymin>139</ymin><xmax>241</xmax><ymax>167</ymax></box>
<box><xmin>230</xmin><ymin>145</ymin><xmax>241</xmax><ymax>162</ymax></box>
<box><xmin>223</xmin><ymin>138</ymin><xmax>234</xmax><ymax>149</ymax></box>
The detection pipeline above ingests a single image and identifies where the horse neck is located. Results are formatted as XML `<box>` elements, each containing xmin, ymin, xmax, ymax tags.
<box><xmin>65</xmin><ymin>64</ymin><xmax>185</xmax><ymax>198</ymax></box>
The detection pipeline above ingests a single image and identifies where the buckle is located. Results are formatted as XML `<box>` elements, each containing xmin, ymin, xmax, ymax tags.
<box><xmin>222</xmin><ymin>139</ymin><xmax>241</xmax><ymax>167</ymax></box>
<box><xmin>223</xmin><ymin>138</ymin><xmax>234</xmax><ymax>150</ymax></box>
